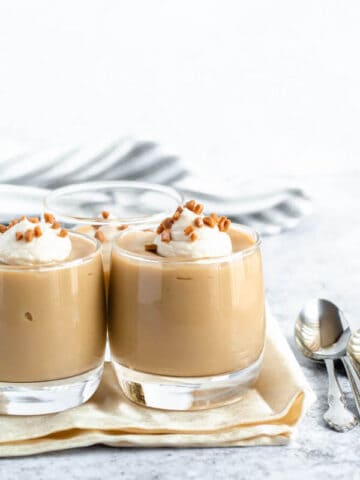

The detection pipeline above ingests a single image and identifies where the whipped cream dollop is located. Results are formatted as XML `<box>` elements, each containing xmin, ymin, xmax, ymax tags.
<box><xmin>154</xmin><ymin>206</ymin><xmax>232</xmax><ymax>259</ymax></box>
<box><xmin>0</xmin><ymin>218</ymin><xmax>72</xmax><ymax>265</ymax></box>
<box><xmin>74</xmin><ymin>211</ymin><xmax>128</xmax><ymax>248</ymax></box>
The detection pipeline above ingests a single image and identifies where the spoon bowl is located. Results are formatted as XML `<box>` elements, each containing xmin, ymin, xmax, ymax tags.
<box><xmin>295</xmin><ymin>299</ymin><xmax>351</xmax><ymax>361</ymax></box>
<box><xmin>296</xmin><ymin>299</ymin><xmax>359</xmax><ymax>432</ymax></box>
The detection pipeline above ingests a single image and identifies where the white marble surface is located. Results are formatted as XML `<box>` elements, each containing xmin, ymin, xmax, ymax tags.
<box><xmin>0</xmin><ymin>173</ymin><xmax>359</xmax><ymax>479</ymax></box>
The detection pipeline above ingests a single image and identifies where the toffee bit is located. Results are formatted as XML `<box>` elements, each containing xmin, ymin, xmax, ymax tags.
<box><xmin>203</xmin><ymin>216</ymin><xmax>216</xmax><ymax>228</ymax></box>
<box><xmin>223</xmin><ymin>219</ymin><xmax>231</xmax><ymax>231</ymax></box>
<box><xmin>94</xmin><ymin>230</ymin><xmax>105</xmax><ymax>243</ymax></box>
<box><xmin>101</xmin><ymin>210</ymin><xmax>110</xmax><ymax>219</ymax></box>
<box><xmin>28</xmin><ymin>217</ymin><xmax>40</xmax><ymax>224</ymax></box>
<box><xmin>51</xmin><ymin>222</ymin><xmax>61</xmax><ymax>230</ymax></box>
<box><xmin>163</xmin><ymin>217</ymin><xmax>174</xmax><ymax>229</ymax></box>
<box><xmin>185</xmin><ymin>200</ymin><xmax>196</xmax><ymax>211</ymax></box>
<box><xmin>172</xmin><ymin>210</ymin><xmax>181</xmax><ymax>221</ymax></box>
<box><xmin>58</xmin><ymin>228</ymin><xmax>68</xmax><ymax>238</ymax></box>
<box><xmin>0</xmin><ymin>224</ymin><xmax>7</xmax><ymax>233</ymax></box>
<box><xmin>218</xmin><ymin>216</ymin><xmax>226</xmax><ymax>231</ymax></box>
<box><xmin>34</xmin><ymin>225</ymin><xmax>42</xmax><ymax>237</ymax></box>
<box><xmin>156</xmin><ymin>224</ymin><xmax>165</xmax><ymax>234</ymax></box>
<box><xmin>218</xmin><ymin>216</ymin><xmax>231</xmax><ymax>232</ymax></box>
<box><xmin>173</xmin><ymin>205</ymin><xmax>184</xmax><ymax>221</ymax></box>
<box><xmin>190</xmin><ymin>232</ymin><xmax>198</xmax><ymax>242</ymax></box>
<box><xmin>16</xmin><ymin>231</ymin><xmax>23</xmax><ymax>241</ymax></box>
<box><xmin>19</xmin><ymin>215</ymin><xmax>26</xmax><ymax>221</ymax></box>
<box><xmin>145</xmin><ymin>243</ymin><xmax>157</xmax><ymax>253</ymax></box>
<box><xmin>24</xmin><ymin>229</ymin><xmax>34</xmax><ymax>242</ymax></box>
<box><xmin>44</xmin><ymin>212</ymin><xmax>55</xmax><ymax>224</ymax></box>
<box><xmin>210</xmin><ymin>213</ymin><xmax>220</xmax><ymax>223</ymax></box>
<box><xmin>161</xmin><ymin>230</ymin><xmax>172</xmax><ymax>243</ymax></box>
<box><xmin>92</xmin><ymin>224</ymin><xmax>101</xmax><ymax>230</ymax></box>
<box><xmin>184</xmin><ymin>225</ymin><xmax>194</xmax><ymax>236</ymax></box>
<box><xmin>194</xmin><ymin>203</ymin><xmax>204</xmax><ymax>215</ymax></box>
<box><xmin>218</xmin><ymin>217</ymin><xmax>231</xmax><ymax>232</ymax></box>
<box><xmin>117</xmin><ymin>224</ymin><xmax>128</xmax><ymax>231</ymax></box>
<box><xmin>194</xmin><ymin>217</ymin><xmax>204</xmax><ymax>228</ymax></box>
<box><xmin>218</xmin><ymin>216</ymin><xmax>228</xmax><ymax>231</ymax></box>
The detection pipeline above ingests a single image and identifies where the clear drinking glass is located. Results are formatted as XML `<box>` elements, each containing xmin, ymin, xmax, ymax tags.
<box><xmin>108</xmin><ymin>223</ymin><xmax>266</xmax><ymax>411</ymax></box>
<box><xmin>44</xmin><ymin>181</ymin><xmax>183</xmax><ymax>289</ymax></box>
<box><xmin>0</xmin><ymin>233</ymin><xmax>106</xmax><ymax>415</ymax></box>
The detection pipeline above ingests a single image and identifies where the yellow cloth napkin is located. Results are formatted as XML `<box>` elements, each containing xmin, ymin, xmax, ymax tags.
<box><xmin>0</xmin><ymin>313</ymin><xmax>315</xmax><ymax>456</ymax></box>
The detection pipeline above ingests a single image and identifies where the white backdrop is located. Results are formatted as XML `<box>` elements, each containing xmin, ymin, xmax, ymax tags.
<box><xmin>0</xmin><ymin>0</ymin><xmax>359</xmax><ymax>180</ymax></box>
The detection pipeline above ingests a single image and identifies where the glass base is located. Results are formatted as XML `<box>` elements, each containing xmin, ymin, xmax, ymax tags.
<box><xmin>113</xmin><ymin>354</ymin><xmax>263</xmax><ymax>411</ymax></box>
<box><xmin>0</xmin><ymin>364</ymin><xmax>103</xmax><ymax>415</ymax></box>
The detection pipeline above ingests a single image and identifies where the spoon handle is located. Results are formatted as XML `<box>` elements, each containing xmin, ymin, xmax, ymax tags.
<box><xmin>323</xmin><ymin>358</ymin><xmax>358</xmax><ymax>431</ymax></box>
<box><xmin>341</xmin><ymin>356</ymin><xmax>360</xmax><ymax>418</ymax></box>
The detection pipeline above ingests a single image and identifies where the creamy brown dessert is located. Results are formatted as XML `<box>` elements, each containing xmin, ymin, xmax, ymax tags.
<box><xmin>74</xmin><ymin>211</ymin><xmax>128</xmax><ymax>292</ymax></box>
<box><xmin>109</xmin><ymin>201</ymin><xmax>266</xmax><ymax>378</ymax></box>
<box><xmin>0</xmin><ymin>214</ymin><xmax>106</xmax><ymax>382</ymax></box>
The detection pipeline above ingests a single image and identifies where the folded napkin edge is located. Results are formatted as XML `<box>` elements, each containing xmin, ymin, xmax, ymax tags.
<box><xmin>0</xmin><ymin>388</ymin><xmax>312</xmax><ymax>449</ymax></box>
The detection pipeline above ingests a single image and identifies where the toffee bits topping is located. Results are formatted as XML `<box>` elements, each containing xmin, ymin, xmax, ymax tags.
<box><xmin>146</xmin><ymin>199</ymin><xmax>231</xmax><ymax>253</ymax></box>
<box><xmin>0</xmin><ymin>214</ymin><xmax>69</xmax><ymax>242</ymax></box>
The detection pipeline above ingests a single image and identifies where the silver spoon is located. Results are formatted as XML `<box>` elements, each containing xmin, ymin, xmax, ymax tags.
<box><xmin>295</xmin><ymin>299</ymin><xmax>359</xmax><ymax>432</ymax></box>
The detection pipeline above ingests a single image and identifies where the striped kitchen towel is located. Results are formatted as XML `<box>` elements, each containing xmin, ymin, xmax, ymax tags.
<box><xmin>0</xmin><ymin>137</ymin><xmax>312</xmax><ymax>234</ymax></box>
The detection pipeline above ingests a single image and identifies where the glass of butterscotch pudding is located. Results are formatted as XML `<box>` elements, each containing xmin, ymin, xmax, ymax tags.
<box><xmin>44</xmin><ymin>181</ymin><xmax>183</xmax><ymax>292</ymax></box>
<box><xmin>109</xmin><ymin>200</ymin><xmax>266</xmax><ymax>410</ymax></box>
<box><xmin>0</xmin><ymin>214</ymin><xmax>106</xmax><ymax>414</ymax></box>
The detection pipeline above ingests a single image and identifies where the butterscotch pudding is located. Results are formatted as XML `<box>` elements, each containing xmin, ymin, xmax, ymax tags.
<box><xmin>0</xmin><ymin>214</ymin><xmax>106</xmax><ymax>415</ymax></box>
<box><xmin>109</xmin><ymin>201</ymin><xmax>266</xmax><ymax>410</ymax></box>
<box><xmin>74</xmin><ymin>211</ymin><xmax>128</xmax><ymax>292</ymax></box>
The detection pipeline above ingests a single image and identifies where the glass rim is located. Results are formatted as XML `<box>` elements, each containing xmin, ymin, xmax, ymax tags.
<box><xmin>43</xmin><ymin>180</ymin><xmax>184</xmax><ymax>226</ymax></box>
<box><xmin>112</xmin><ymin>222</ymin><xmax>261</xmax><ymax>265</ymax></box>
<box><xmin>0</xmin><ymin>231</ymin><xmax>102</xmax><ymax>272</ymax></box>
